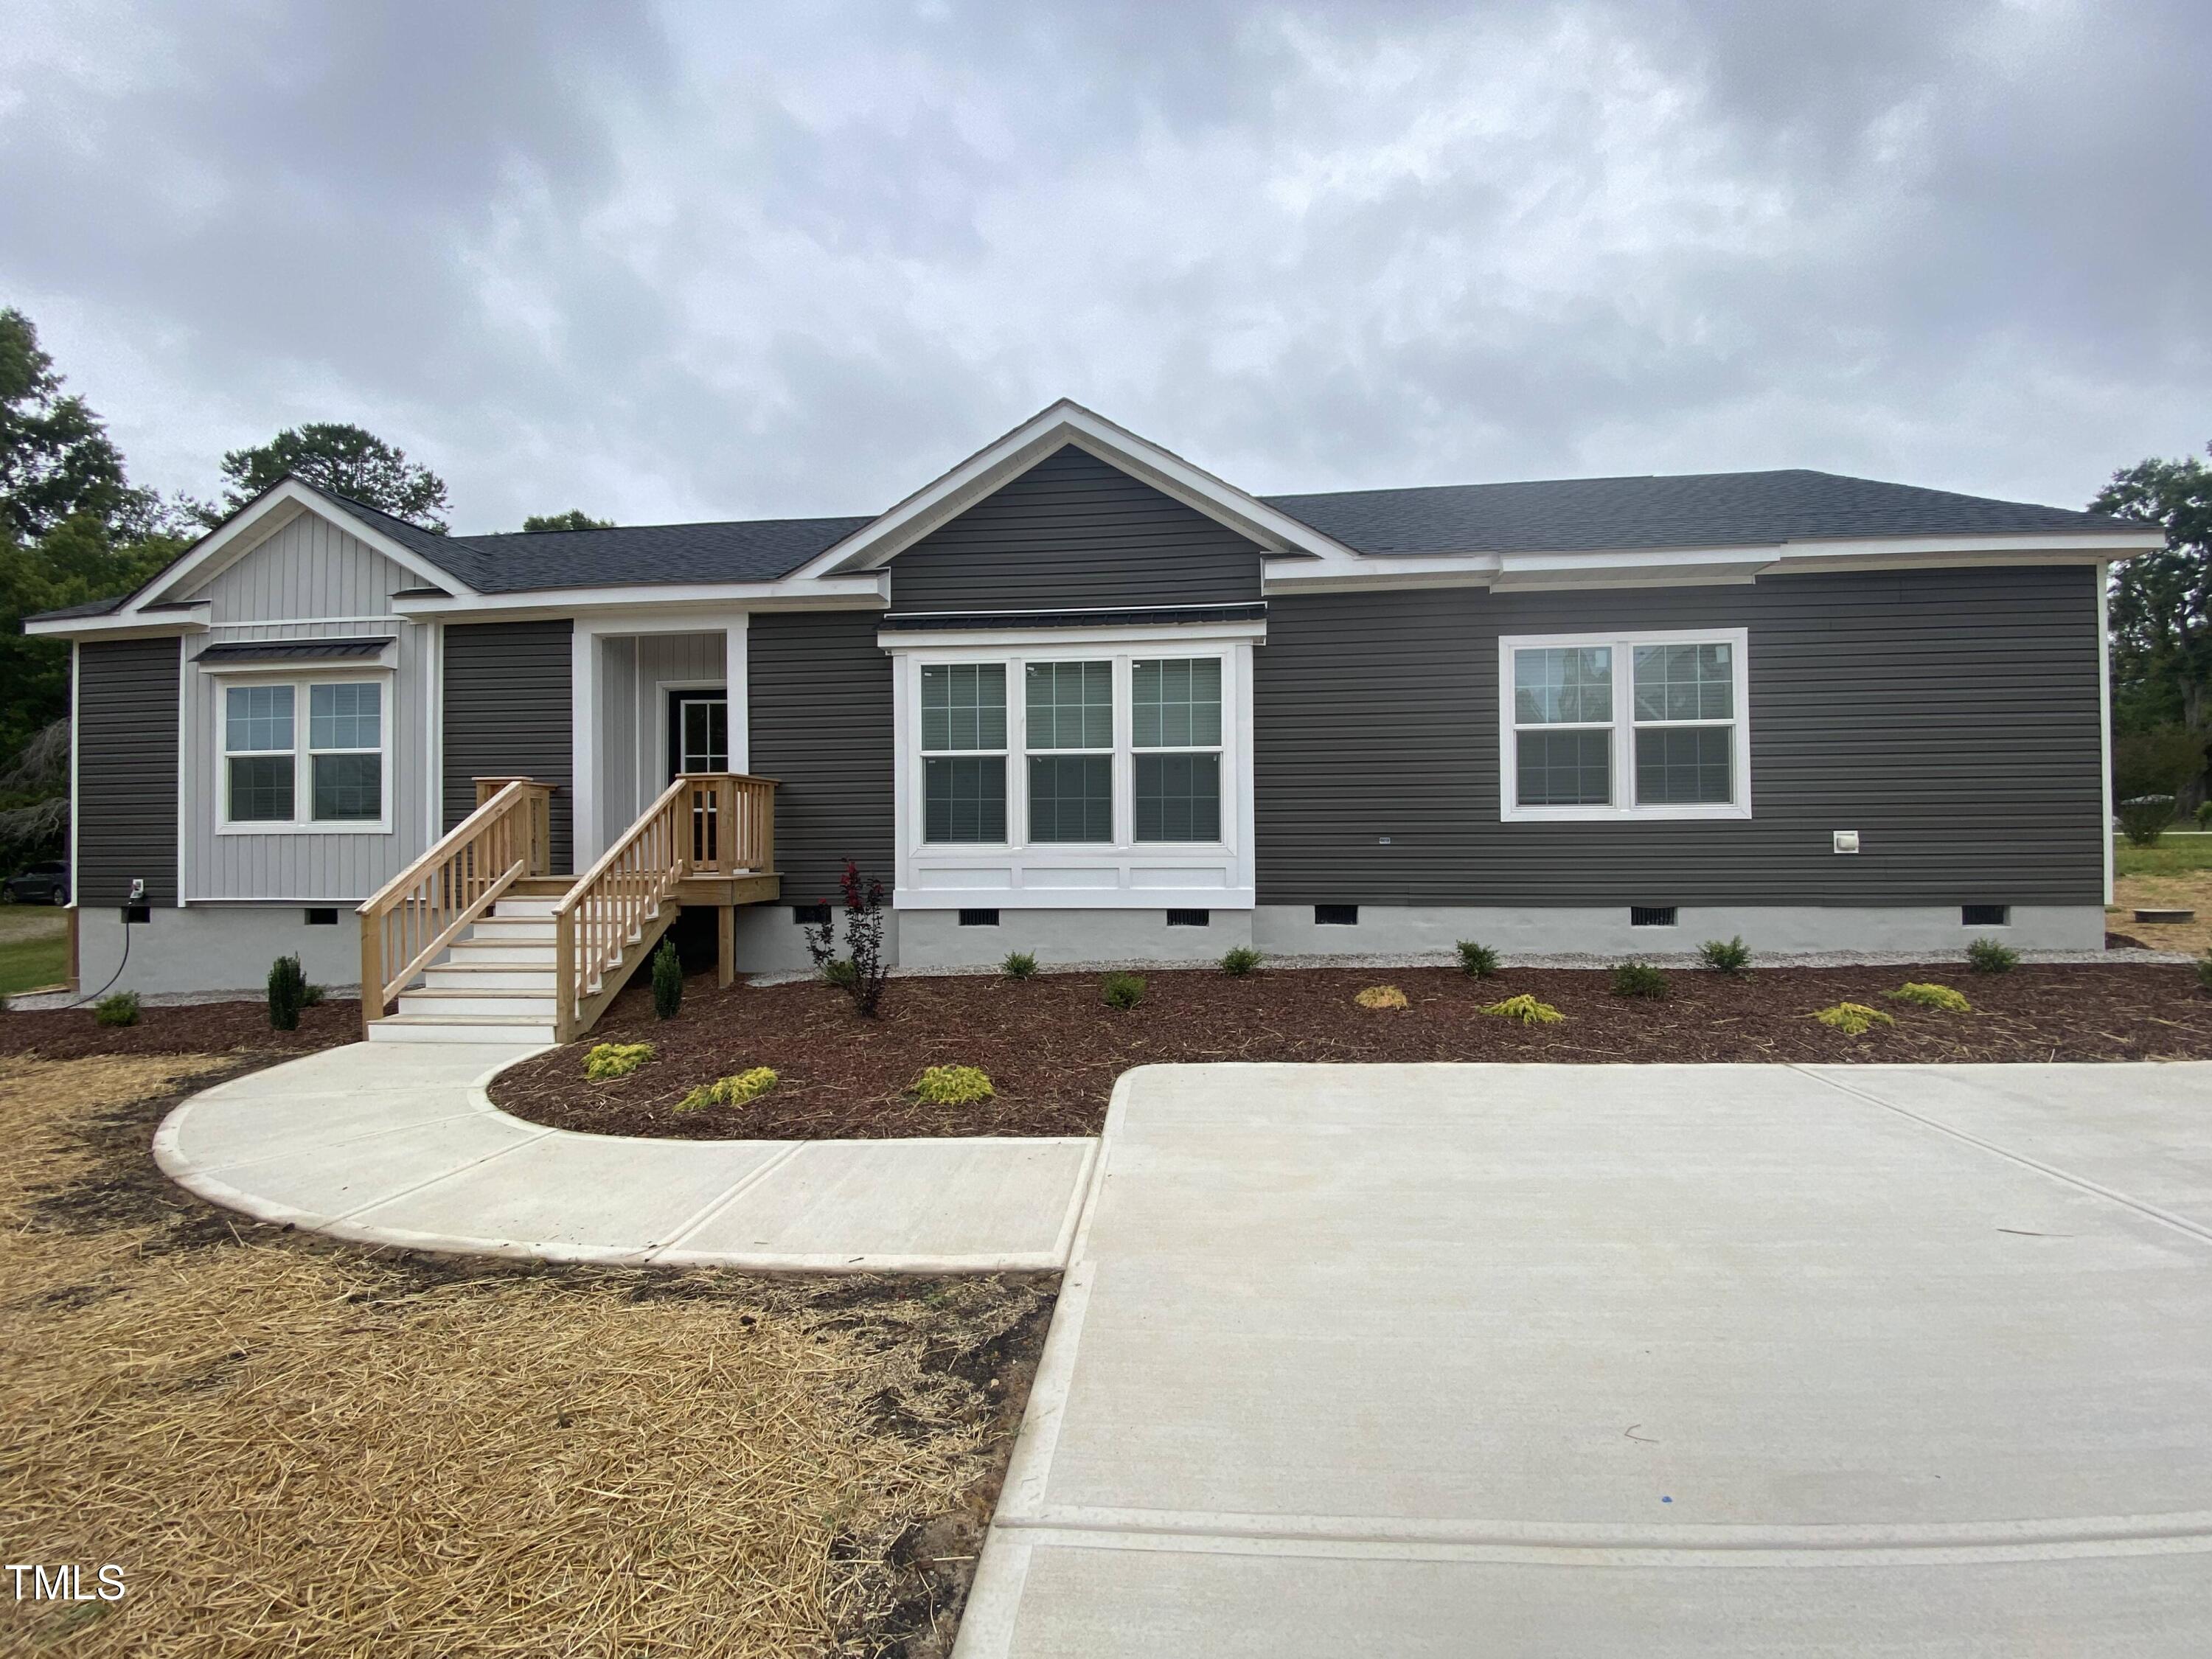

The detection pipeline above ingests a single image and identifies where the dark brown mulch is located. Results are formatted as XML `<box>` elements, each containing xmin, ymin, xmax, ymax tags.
<box><xmin>0</xmin><ymin>996</ymin><xmax>360</xmax><ymax>1061</ymax></box>
<box><xmin>488</xmin><ymin>961</ymin><xmax>2212</xmax><ymax>1141</ymax></box>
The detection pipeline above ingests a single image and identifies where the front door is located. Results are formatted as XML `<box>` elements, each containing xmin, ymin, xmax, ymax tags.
<box><xmin>667</xmin><ymin>691</ymin><xmax>729</xmax><ymax>779</ymax></box>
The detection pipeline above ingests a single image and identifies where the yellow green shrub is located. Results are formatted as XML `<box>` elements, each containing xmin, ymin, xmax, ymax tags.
<box><xmin>1887</xmin><ymin>982</ymin><xmax>1971</xmax><ymax>1013</ymax></box>
<box><xmin>1815</xmin><ymin>1002</ymin><xmax>1893</xmax><ymax>1036</ymax></box>
<box><xmin>913</xmin><ymin>1065</ymin><xmax>995</xmax><ymax>1105</ymax></box>
<box><xmin>582</xmin><ymin>1042</ymin><xmax>654</xmax><ymax>1080</ymax></box>
<box><xmin>675</xmin><ymin>1067</ymin><xmax>778</xmax><ymax>1112</ymax></box>
<box><xmin>1354</xmin><ymin>985</ymin><xmax>1409</xmax><ymax>1010</ymax></box>
<box><xmin>1481</xmin><ymin>993</ymin><xmax>1564</xmax><ymax>1026</ymax></box>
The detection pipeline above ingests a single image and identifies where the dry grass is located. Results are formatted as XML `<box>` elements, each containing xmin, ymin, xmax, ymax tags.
<box><xmin>2111</xmin><ymin>869</ymin><xmax>2212</xmax><ymax>955</ymax></box>
<box><xmin>0</xmin><ymin>1054</ymin><xmax>1052</xmax><ymax>1658</ymax></box>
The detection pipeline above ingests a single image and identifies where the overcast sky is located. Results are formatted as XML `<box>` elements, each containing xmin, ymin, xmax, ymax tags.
<box><xmin>1</xmin><ymin>0</ymin><xmax>2205</xmax><ymax>533</ymax></box>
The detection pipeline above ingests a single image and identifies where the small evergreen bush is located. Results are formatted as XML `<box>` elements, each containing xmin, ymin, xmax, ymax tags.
<box><xmin>1102</xmin><ymin>972</ymin><xmax>1146</xmax><ymax>1010</ymax></box>
<box><xmin>267</xmin><ymin>953</ymin><xmax>309</xmax><ymax>1031</ymax></box>
<box><xmin>913</xmin><ymin>1064</ymin><xmax>995</xmax><ymax>1105</ymax></box>
<box><xmin>821</xmin><ymin>957</ymin><xmax>859</xmax><ymax>990</ymax></box>
<box><xmin>1354</xmin><ymin>984</ymin><xmax>1408</xmax><ymax>1009</ymax></box>
<box><xmin>1455</xmin><ymin>940</ymin><xmax>1500</xmax><ymax>978</ymax></box>
<box><xmin>1001</xmin><ymin>950</ymin><xmax>1038</xmax><ymax>981</ymax></box>
<box><xmin>583</xmin><ymin>1041</ymin><xmax>654</xmax><ymax>1080</ymax></box>
<box><xmin>1888</xmin><ymin>981</ymin><xmax>1971</xmax><ymax>1012</ymax></box>
<box><xmin>675</xmin><ymin>1068</ymin><xmax>778</xmax><ymax>1112</ymax></box>
<box><xmin>1611</xmin><ymin>960</ymin><xmax>1670</xmax><ymax>998</ymax></box>
<box><xmin>1481</xmin><ymin>992</ymin><xmax>1564</xmax><ymax>1025</ymax></box>
<box><xmin>2198</xmin><ymin>949</ymin><xmax>2212</xmax><ymax>992</ymax></box>
<box><xmin>650</xmin><ymin>939</ymin><xmax>683</xmax><ymax>1019</ymax></box>
<box><xmin>1815</xmin><ymin>1001</ymin><xmax>1893</xmax><ymax>1036</ymax></box>
<box><xmin>1220</xmin><ymin>946</ymin><xmax>1262</xmax><ymax>976</ymax></box>
<box><xmin>2116</xmin><ymin>794</ymin><xmax>2176</xmax><ymax>847</ymax></box>
<box><xmin>93</xmin><ymin>991</ymin><xmax>139</xmax><ymax>1028</ymax></box>
<box><xmin>2199</xmin><ymin>801</ymin><xmax>2212</xmax><ymax>830</ymax></box>
<box><xmin>1966</xmin><ymin>937</ymin><xmax>2020</xmax><ymax>974</ymax></box>
<box><xmin>1699</xmin><ymin>936</ymin><xmax>1751</xmax><ymax>975</ymax></box>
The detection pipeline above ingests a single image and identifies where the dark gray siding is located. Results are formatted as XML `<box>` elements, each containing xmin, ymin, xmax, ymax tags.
<box><xmin>1254</xmin><ymin>566</ymin><xmax>2104</xmax><ymax>906</ymax></box>
<box><xmin>748</xmin><ymin>611</ymin><xmax>893</xmax><ymax>901</ymax></box>
<box><xmin>888</xmin><ymin>445</ymin><xmax>1264</xmax><ymax>616</ymax></box>
<box><xmin>76</xmin><ymin>638</ymin><xmax>181</xmax><ymax>905</ymax></box>
<box><xmin>443</xmin><ymin>620</ymin><xmax>573</xmax><ymax>872</ymax></box>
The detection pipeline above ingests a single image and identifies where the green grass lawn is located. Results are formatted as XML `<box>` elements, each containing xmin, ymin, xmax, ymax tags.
<box><xmin>2115</xmin><ymin>833</ymin><xmax>2212</xmax><ymax>880</ymax></box>
<box><xmin>0</xmin><ymin>908</ymin><xmax>69</xmax><ymax>996</ymax></box>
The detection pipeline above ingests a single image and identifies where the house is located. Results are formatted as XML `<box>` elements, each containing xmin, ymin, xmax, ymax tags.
<box><xmin>24</xmin><ymin>400</ymin><xmax>2155</xmax><ymax>1041</ymax></box>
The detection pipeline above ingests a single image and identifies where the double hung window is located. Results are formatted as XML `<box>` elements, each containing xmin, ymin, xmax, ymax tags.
<box><xmin>1132</xmin><ymin>658</ymin><xmax>1221</xmax><ymax>842</ymax></box>
<box><xmin>921</xmin><ymin>664</ymin><xmax>1007</xmax><ymax>843</ymax></box>
<box><xmin>1500</xmin><ymin>630</ymin><xmax>1748</xmax><ymax>820</ymax></box>
<box><xmin>1025</xmin><ymin>661</ymin><xmax>1113</xmax><ymax>842</ymax></box>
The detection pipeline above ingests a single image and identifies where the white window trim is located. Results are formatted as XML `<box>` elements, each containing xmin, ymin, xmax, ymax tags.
<box><xmin>919</xmin><ymin>663</ymin><xmax>1013</xmax><ymax>844</ymax></box>
<box><xmin>1498</xmin><ymin>627</ymin><xmax>1752</xmax><ymax>823</ymax></box>
<box><xmin>886</xmin><ymin>627</ymin><xmax>1255</xmax><ymax>911</ymax></box>
<box><xmin>215</xmin><ymin>669</ymin><xmax>395</xmax><ymax>835</ymax></box>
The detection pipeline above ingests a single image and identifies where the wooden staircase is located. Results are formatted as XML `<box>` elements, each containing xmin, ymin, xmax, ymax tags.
<box><xmin>358</xmin><ymin>774</ymin><xmax>778</xmax><ymax>1045</ymax></box>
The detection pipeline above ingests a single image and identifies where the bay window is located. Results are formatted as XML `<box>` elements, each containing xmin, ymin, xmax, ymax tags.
<box><xmin>1499</xmin><ymin>628</ymin><xmax>1750</xmax><ymax>821</ymax></box>
<box><xmin>220</xmin><ymin>675</ymin><xmax>389</xmax><ymax>831</ymax></box>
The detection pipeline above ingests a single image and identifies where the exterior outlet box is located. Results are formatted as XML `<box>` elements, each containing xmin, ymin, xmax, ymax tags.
<box><xmin>1834</xmin><ymin>830</ymin><xmax>1860</xmax><ymax>855</ymax></box>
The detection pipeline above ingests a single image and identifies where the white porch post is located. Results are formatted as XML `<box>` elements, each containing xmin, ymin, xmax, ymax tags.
<box><xmin>726</xmin><ymin>613</ymin><xmax>750</xmax><ymax>773</ymax></box>
<box><xmin>571</xmin><ymin>622</ymin><xmax>600</xmax><ymax>869</ymax></box>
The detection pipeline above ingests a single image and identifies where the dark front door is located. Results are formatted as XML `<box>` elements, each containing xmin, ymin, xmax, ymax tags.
<box><xmin>667</xmin><ymin>691</ymin><xmax>729</xmax><ymax>779</ymax></box>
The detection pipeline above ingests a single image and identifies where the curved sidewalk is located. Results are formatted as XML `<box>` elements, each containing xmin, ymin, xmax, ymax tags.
<box><xmin>154</xmin><ymin>1042</ymin><xmax>1096</xmax><ymax>1273</ymax></box>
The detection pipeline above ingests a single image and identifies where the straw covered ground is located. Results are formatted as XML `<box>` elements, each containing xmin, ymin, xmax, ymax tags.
<box><xmin>0</xmin><ymin>1053</ymin><xmax>1055</xmax><ymax>1658</ymax></box>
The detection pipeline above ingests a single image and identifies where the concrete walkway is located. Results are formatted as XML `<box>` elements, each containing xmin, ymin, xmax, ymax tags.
<box><xmin>155</xmin><ymin>1043</ymin><xmax>1095</xmax><ymax>1272</ymax></box>
<box><xmin>959</xmin><ymin>1062</ymin><xmax>2212</xmax><ymax>1657</ymax></box>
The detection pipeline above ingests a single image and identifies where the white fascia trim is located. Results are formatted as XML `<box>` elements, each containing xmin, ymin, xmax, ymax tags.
<box><xmin>2098</xmin><ymin>563</ymin><xmax>2114</xmax><ymax>908</ymax></box>
<box><xmin>788</xmin><ymin>398</ymin><xmax>1361</xmax><ymax>579</ymax></box>
<box><xmin>391</xmin><ymin>574</ymin><xmax>886</xmax><ymax>621</ymax></box>
<box><xmin>880</xmin><ymin>619</ymin><xmax>1266</xmax><ymax>653</ymax></box>
<box><xmin>24</xmin><ymin>605</ymin><xmax>212</xmax><ymax>639</ymax></box>
<box><xmin>131</xmin><ymin>481</ymin><xmax>467</xmax><ymax>611</ymax></box>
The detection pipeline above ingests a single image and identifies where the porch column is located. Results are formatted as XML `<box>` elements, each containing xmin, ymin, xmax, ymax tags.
<box><xmin>725</xmin><ymin>613</ymin><xmax>750</xmax><ymax>773</ymax></box>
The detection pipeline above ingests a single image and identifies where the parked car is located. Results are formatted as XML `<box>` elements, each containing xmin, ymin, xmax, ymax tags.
<box><xmin>1</xmin><ymin>861</ymin><xmax>69</xmax><ymax>905</ymax></box>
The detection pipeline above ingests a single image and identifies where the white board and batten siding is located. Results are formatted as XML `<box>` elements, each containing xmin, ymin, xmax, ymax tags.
<box><xmin>178</xmin><ymin>511</ymin><xmax>438</xmax><ymax>903</ymax></box>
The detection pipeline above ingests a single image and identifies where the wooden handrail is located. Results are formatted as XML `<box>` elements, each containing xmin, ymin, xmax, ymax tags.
<box><xmin>356</xmin><ymin>778</ymin><xmax>553</xmax><ymax>1034</ymax></box>
<box><xmin>551</xmin><ymin>772</ymin><xmax>776</xmax><ymax>1040</ymax></box>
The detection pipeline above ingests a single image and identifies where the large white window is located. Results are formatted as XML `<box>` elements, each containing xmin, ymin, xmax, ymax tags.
<box><xmin>220</xmin><ymin>676</ymin><xmax>390</xmax><ymax>832</ymax></box>
<box><xmin>920</xmin><ymin>664</ymin><xmax>1007</xmax><ymax>843</ymax></box>
<box><xmin>1498</xmin><ymin>628</ymin><xmax>1750</xmax><ymax>821</ymax></box>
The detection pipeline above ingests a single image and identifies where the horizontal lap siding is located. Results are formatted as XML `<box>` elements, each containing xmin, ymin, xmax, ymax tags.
<box><xmin>748</xmin><ymin>612</ymin><xmax>892</xmax><ymax>901</ymax></box>
<box><xmin>77</xmin><ymin>639</ymin><xmax>181</xmax><ymax>905</ymax></box>
<box><xmin>888</xmin><ymin>445</ymin><xmax>1263</xmax><ymax>614</ymax></box>
<box><xmin>1253</xmin><ymin>567</ymin><xmax>2104</xmax><ymax>906</ymax></box>
<box><xmin>442</xmin><ymin>621</ymin><xmax>574</xmax><ymax>872</ymax></box>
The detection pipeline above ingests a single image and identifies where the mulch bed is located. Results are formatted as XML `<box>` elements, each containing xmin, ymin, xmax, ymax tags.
<box><xmin>0</xmin><ymin>997</ymin><xmax>360</xmax><ymax>1062</ymax></box>
<box><xmin>489</xmin><ymin>961</ymin><xmax>2212</xmax><ymax>1141</ymax></box>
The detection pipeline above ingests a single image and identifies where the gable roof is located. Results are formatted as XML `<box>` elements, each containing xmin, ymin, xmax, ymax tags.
<box><xmin>1260</xmin><ymin>469</ymin><xmax>2138</xmax><ymax>557</ymax></box>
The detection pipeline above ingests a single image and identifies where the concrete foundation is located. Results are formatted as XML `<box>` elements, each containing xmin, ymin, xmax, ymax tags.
<box><xmin>74</xmin><ymin>903</ymin><xmax>364</xmax><ymax>998</ymax></box>
<box><xmin>897</xmin><ymin>905</ymin><xmax>1253</xmax><ymax>969</ymax></box>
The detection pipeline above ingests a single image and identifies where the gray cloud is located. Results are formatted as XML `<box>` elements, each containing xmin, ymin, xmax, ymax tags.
<box><xmin>1</xmin><ymin>0</ymin><xmax>2204</xmax><ymax>533</ymax></box>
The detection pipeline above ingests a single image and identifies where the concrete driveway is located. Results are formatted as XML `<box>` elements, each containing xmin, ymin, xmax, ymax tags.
<box><xmin>958</xmin><ymin>1062</ymin><xmax>2212</xmax><ymax>1656</ymax></box>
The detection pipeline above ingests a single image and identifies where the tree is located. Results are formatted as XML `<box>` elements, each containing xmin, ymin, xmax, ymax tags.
<box><xmin>521</xmin><ymin>509</ymin><xmax>613</xmax><ymax>532</ymax></box>
<box><xmin>212</xmin><ymin>422</ymin><xmax>451</xmax><ymax>529</ymax></box>
<box><xmin>2096</xmin><ymin>446</ymin><xmax>2212</xmax><ymax>732</ymax></box>
<box><xmin>0</xmin><ymin>307</ymin><xmax>151</xmax><ymax>542</ymax></box>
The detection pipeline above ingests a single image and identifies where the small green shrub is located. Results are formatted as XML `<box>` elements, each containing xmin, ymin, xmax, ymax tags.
<box><xmin>1611</xmin><ymin>960</ymin><xmax>1670</xmax><ymax>998</ymax></box>
<box><xmin>1001</xmin><ymin>950</ymin><xmax>1038</xmax><ymax>981</ymax></box>
<box><xmin>2198</xmin><ymin>801</ymin><xmax>2212</xmax><ymax>830</ymax></box>
<box><xmin>2117</xmin><ymin>794</ymin><xmax>2176</xmax><ymax>847</ymax></box>
<box><xmin>1354</xmin><ymin>984</ymin><xmax>1408</xmax><ymax>1009</ymax></box>
<box><xmin>584</xmin><ymin>1041</ymin><xmax>654</xmax><ymax>1080</ymax></box>
<box><xmin>1455</xmin><ymin>940</ymin><xmax>1500</xmax><ymax>978</ymax></box>
<box><xmin>650</xmin><ymin>939</ymin><xmax>683</xmax><ymax>1020</ymax></box>
<box><xmin>1815</xmin><ymin>1001</ymin><xmax>1893</xmax><ymax>1036</ymax></box>
<box><xmin>1888</xmin><ymin>981</ymin><xmax>1972</xmax><ymax>1012</ymax></box>
<box><xmin>1102</xmin><ymin>972</ymin><xmax>1147</xmax><ymax>1010</ymax></box>
<box><xmin>93</xmin><ymin>992</ymin><xmax>139</xmax><ymax>1028</ymax></box>
<box><xmin>1481</xmin><ymin>992</ymin><xmax>1564</xmax><ymax>1025</ymax></box>
<box><xmin>302</xmin><ymin>982</ymin><xmax>326</xmax><ymax>1008</ymax></box>
<box><xmin>1966</xmin><ymin>937</ymin><xmax>2020</xmax><ymax>974</ymax></box>
<box><xmin>821</xmin><ymin>957</ymin><xmax>860</xmax><ymax>990</ymax></box>
<box><xmin>1220</xmin><ymin>946</ymin><xmax>1262</xmax><ymax>976</ymax></box>
<box><xmin>913</xmin><ymin>1064</ymin><xmax>995</xmax><ymax>1105</ymax></box>
<box><xmin>267</xmin><ymin>953</ymin><xmax>309</xmax><ymax>1031</ymax></box>
<box><xmin>2197</xmin><ymin>949</ymin><xmax>2212</xmax><ymax>992</ymax></box>
<box><xmin>675</xmin><ymin>1067</ymin><xmax>778</xmax><ymax>1112</ymax></box>
<box><xmin>1698</xmin><ymin>936</ymin><xmax>1751</xmax><ymax>975</ymax></box>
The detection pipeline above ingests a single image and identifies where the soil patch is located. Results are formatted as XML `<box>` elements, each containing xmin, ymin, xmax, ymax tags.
<box><xmin>0</xmin><ymin>994</ymin><xmax>358</xmax><ymax>1060</ymax></box>
<box><xmin>489</xmin><ymin>961</ymin><xmax>2212</xmax><ymax>1141</ymax></box>
<box><xmin>3</xmin><ymin>1051</ymin><xmax>1055</xmax><ymax>1658</ymax></box>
